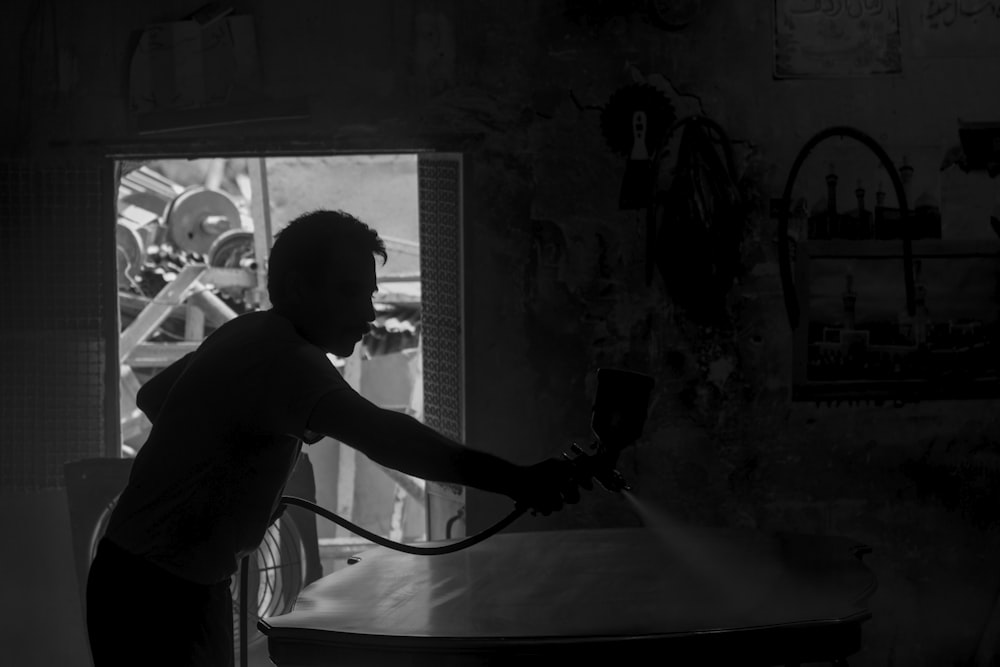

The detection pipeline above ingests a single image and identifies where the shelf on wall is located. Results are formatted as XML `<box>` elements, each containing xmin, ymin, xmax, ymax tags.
<box><xmin>802</xmin><ymin>239</ymin><xmax>1000</xmax><ymax>259</ymax></box>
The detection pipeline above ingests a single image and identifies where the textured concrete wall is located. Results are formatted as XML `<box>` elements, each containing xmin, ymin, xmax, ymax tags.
<box><xmin>0</xmin><ymin>492</ymin><xmax>93</xmax><ymax>667</ymax></box>
<box><xmin>4</xmin><ymin>0</ymin><xmax>1000</xmax><ymax>664</ymax></box>
<box><xmin>458</xmin><ymin>3</ymin><xmax>1000</xmax><ymax>665</ymax></box>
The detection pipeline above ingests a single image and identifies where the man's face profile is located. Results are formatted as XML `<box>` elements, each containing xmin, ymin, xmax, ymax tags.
<box><xmin>285</xmin><ymin>247</ymin><xmax>377</xmax><ymax>357</ymax></box>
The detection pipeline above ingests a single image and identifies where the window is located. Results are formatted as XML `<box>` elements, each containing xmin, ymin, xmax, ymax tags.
<box><xmin>113</xmin><ymin>151</ymin><xmax>466</xmax><ymax>554</ymax></box>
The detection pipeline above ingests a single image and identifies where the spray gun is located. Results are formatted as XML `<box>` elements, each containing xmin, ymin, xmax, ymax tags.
<box><xmin>279</xmin><ymin>368</ymin><xmax>656</xmax><ymax>557</ymax></box>
<box><xmin>562</xmin><ymin>368</ymin><xmax>656</xmax><ymax>494</ymax></box>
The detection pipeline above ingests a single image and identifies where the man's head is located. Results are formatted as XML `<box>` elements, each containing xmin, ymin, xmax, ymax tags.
<box><xmin>267</xmin><ymin>210</ymin><xmax>387</xmax><ymax>356</ymax></box>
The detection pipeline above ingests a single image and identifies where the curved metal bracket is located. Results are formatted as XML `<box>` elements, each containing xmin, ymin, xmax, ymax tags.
<box><xmin>776</xmin><ymin>126</ymin><xmax>913</xmax><ymax>330</ymax></box>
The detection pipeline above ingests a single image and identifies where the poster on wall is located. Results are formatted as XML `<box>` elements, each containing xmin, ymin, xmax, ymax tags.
<box><xmin>773</xmin><ymin>0</ymin><xmax>903</xmax><ymax>78</ymax></box>
<box><xmin>792</xmin><ymin>240</ymin><xmax>1000</xmax><ymax>401</ymax></box>
<box><xmin>911</xmin><ymin>1</ymin><xmax>1000</xmax><ymax>58</ymax></box>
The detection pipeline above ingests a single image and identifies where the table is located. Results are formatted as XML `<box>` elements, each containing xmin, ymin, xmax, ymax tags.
<box><xmin>259</xmin><ymin>526</ymin><xmax>876</xmax><ymax>666</ymax></box>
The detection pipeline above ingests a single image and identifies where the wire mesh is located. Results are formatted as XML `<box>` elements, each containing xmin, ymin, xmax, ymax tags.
<box><xmin>0</xmin><ymin>159</ymin><xmax>115</xmax><ymax>492</ymax></box>
<box><xmin>231</xmin><ymin>512</ymin><xmax>307</xmax><ymax>646</ymax></box>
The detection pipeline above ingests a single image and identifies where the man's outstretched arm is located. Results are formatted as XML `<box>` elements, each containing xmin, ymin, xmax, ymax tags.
<box><xmin>306</xmin><ymin>388</ymin><xmax>579</xmax><ymax>514</ymax></box>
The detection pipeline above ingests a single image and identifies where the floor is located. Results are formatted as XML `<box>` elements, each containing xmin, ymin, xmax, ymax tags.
<box><xmin>242</xmin><ymin>635</ymin><xmax>273</xmax><ymax>667</ymax></box>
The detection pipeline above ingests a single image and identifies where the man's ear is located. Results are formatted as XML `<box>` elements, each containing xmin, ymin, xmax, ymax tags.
<box><xmin>283</xmin><ymin>269</ymin><xmax>307</xmax><ymax>305</ymax></box>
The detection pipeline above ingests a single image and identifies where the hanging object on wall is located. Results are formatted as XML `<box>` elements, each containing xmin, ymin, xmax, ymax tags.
<box><xmin>643</xmin><ymin>0</ymin><xmax>702</xmax><ymax>30</ymax></box>
<box><xmin>959</xmin><ymin>121</ymin><xmax>1000</xmax><ymax>177</ymax></box>
<box><xmin>648</xmin><ymin>116</ymin><xmax>744</xmax><ymax>324</ymax></box>
<box><xmin>777</xmin><ymin>126</ymin><xmax>913</xmax><ymax>331</ymax></box>
<box><xmin>912</xmin><ymin>1</ymin><xmax>1000</xmax><ymax>58</ymax></box>
<box><xmin>773</xmin><ymin>0</ymin><xmax>901</xmax><ymax>78</ymax></box>
<box><xmin>600</xmin><ymin>83</ymin><xmax>676</xmax><ymax>210</ymax></box>
<box><xmin>127</xmin><ymin>8</ymin><xmax>309</xmax><ymax>134</ymax></box>
<box><xmin>781</xmin><ymin>126</ymin><xmax>1000</xmax><ymax>403</ymax></box>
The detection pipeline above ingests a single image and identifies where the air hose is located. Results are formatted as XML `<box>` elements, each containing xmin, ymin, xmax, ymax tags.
<box><xmin>278</xmin><ymin>494</ymin><xmax>528</xmax><ymax>555</ymax></box>
<box><xmin>777</xmin><ymin>126</ymin><xmax>913</xmax><ymax>329</ymax></box>
<box><xmin>238</xmin><ymin>497</ymin><xmax>529</xmax><ymax>666</ymax></box>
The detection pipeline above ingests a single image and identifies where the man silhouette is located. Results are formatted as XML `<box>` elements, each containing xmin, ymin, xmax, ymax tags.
<box><xmin>86</xmin><ymin>209</ymin><xmax>581</xmax><ymax>666</ymax></box>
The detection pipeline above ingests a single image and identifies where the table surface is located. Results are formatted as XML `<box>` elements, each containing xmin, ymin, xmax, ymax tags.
<box><xmin>259</xmin><ymin>525</ymin><xmax>876</xmax><ymax>665</ymax></box>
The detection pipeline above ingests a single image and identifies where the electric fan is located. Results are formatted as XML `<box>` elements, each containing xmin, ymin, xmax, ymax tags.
<box><xmin>87</xmin><ymin>495</ymin><xmax>309</xmax><ymax>656</ymax></box>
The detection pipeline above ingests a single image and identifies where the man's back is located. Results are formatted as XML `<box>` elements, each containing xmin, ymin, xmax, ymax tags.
<box><xmin>105</xmin><ymin>310</ymin><xmax>348</xmax><ymax>584</ymax></box>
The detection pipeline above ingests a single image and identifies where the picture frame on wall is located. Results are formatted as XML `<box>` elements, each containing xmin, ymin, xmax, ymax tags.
<box><xmin>773</xmin><ymin>0</ymin><xmax>903</xmax><ymax>78</ymax></box>
<box><xmin>793</xmin><ymin>239</ymin><xmax>1000</xmax><ymax>402</ymax></box>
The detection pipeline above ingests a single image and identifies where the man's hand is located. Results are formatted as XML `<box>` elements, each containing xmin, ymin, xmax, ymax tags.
<box><xmin>511</xmin><ymin>458</ymin><xmax>587</xmax><ymax>516</ymax></box>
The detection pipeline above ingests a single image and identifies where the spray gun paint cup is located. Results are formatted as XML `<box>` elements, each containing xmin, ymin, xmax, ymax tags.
<box><xmin>591</xmin><ymin>368</ymin><xmax>655</xmax><ymax>446</ymax></box>
<box><xmin>585</xmin><ymin>369</ymin><xmax>655</xmax><ymax>492</ymax></box>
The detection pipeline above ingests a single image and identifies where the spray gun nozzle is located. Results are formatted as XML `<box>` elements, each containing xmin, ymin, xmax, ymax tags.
<box><xmin>562</xmin><ymin>440</ymin><xmax>632</xmax><ymax>494</ymax></box>
<box><xmin>591</xmin><ymin>453</ymin><xmax>631</xmax><ymax>494</ymax></box>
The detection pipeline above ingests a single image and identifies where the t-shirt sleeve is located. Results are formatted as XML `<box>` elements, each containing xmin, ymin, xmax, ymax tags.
<box><xmin>252</xmin><ymin>342</ymin><xmax>353</xmax><ymax>440</ymax></box>
<box><xmin>301</xmin><ymin>429</ymin><xmax>326</xmax><ymax>445</ymax></box>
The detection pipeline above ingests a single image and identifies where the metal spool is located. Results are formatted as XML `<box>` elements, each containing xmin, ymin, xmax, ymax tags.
<box><xmin>208</xmin><ymin>229</ymin><xmax>257</xmax><ymax>305</ymax></box>
<box><xmin>116</xmin><ymin>221</ymin><xmax>146</xmax><ymax>287</ymax></box>
<box><xmin>208</xmin><ymin>229</ymin><xmax>256</xmax><ymax>269</ymax></box>
<box><xmin>165</xmin><ymin>187</ymin><xmax>241</xmax><ymax>255</ymax></box>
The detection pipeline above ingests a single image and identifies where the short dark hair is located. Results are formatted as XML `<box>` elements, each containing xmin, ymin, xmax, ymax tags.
<box><xmin>266</xmin><ymin>209</ymin><xmax>387</xmax><ymax>307</ymax></box>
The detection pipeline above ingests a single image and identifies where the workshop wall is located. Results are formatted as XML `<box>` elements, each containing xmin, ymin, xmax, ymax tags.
<box><xmin>457</xmin><ymin>4</ymin><xmax>1000</xmax><ymax>666</ymax></box>
<box><xmin>3</xmin><ymin>0</ymin><xmax>1000</xmax><ymax>665</ymax></box>
<box><xmin>460</xmin><ymin>2</ymin><xmax>1000</xmax><ymax>665</ymax></box>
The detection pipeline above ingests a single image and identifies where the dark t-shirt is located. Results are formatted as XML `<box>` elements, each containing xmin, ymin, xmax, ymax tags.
<box><xmin>105</xmin><ymin>310</ymin><xmax>349</xmax><ymax>584</ymax></box>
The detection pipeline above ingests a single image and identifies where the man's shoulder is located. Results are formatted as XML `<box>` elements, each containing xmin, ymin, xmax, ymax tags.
<box><xmin>213</xmin><ymin>310</ymin><xmax>333</xmax><ymax>369</ymax></box>
<box><xmin>213</xmin><ymin>310</ymin><xmax>298</xmax><ymax>343</ymax></box>
<box><xmin>219</xmin><ymin>309</ymin><xmax>274</xmax><ymax>331</ymax></box>
<box><xmin>190</xmin><ymin>311</ymin><xmax>302</xmax><ymax>372</ymax></box>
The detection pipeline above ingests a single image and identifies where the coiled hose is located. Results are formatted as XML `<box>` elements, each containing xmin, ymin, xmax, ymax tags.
<box><xmin>645</xmin><ymin>114</ymin><xmax>741</xmax><ymax>287</ymax></box>
<box><xmin>776</xmin><ymin>126</ymin><xmax>913</xmax><ymax>329</ymax></box>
